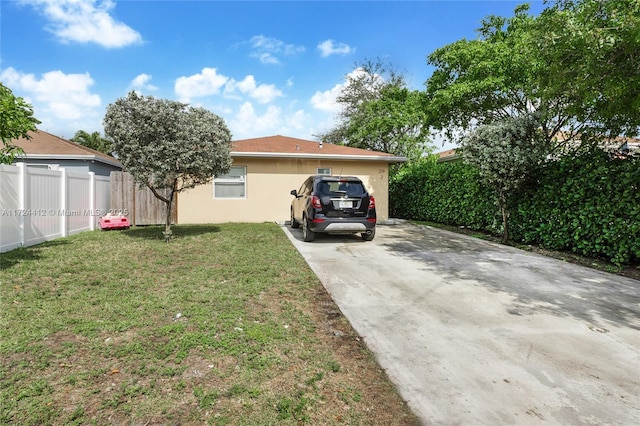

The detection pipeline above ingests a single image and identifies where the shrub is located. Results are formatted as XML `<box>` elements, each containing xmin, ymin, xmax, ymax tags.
<box><xmin>391</xmin><ymin>151</ymin><xmax>640</xmax><ymax>265</ymax></box>
<box><xmin>390</xmin><ymin>158</ymin><xmax>496</xmax><ymax>230</ymax></box>
<box><xmin>512</xmin><ymin>150</ymin><xmax>640</xmax><ymax>264</ymax></box>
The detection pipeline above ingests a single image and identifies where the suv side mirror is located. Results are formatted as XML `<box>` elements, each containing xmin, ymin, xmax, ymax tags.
<box><xmin>290</xmin><ymin>189</ymin><xmax>298</xmax><ymax>197</ymax></box>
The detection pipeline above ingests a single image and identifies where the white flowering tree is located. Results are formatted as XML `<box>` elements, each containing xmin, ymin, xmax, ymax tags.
<box><xmin>460</xmin><ymin>114</ymin><xmax>548</xmax><ymax>244</ymax></box>
<box><xmin>104</xmin><ymin>92</ymin><xmax>232</xmax><ymax>241</ymax></box>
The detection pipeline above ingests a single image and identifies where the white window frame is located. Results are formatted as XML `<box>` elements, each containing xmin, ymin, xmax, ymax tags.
<box><xmin>213</xmin><ymin>166</ymin><xmax>246</xmax><ymax>199</ymax></box>
<box><xmin>26</xmin><ymin>164</ymin><xmax>59</xmax><ymax>170</ymax></box>
<box><xmin>317</xmin><ymin>167</ymin><xmax>332</xmax><ymax>175</ymax></box>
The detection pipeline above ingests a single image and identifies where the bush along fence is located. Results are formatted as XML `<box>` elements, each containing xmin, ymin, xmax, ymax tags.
<box><xmin>390</xmin><ymin>151</ymin><xmax>640</xmax><ymax>265</ymax></box>
<box><xmin>0</xmin><ymin>163</ymin><xmax>111</xmax><ymax>252</ymax></box>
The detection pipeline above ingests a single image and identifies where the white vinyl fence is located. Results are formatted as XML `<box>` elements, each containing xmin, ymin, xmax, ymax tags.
<box><xmin>0</xmin><ymin>163</ymin><xmax>111</xmax><ymax>252</ymax></box>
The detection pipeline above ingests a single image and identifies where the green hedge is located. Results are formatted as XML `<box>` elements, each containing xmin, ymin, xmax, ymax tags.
<box><xmin>390</xmin><ymin>159</ymin><xmax>497</xmax><ymax>230</ymax></box>
<box><xmin>390</xmin><ymin>151</ymin><xmax>640</xmax><ymax>265</ymax></box>
<box><xmin>511</xmin><ymin>151</ymin><xmax>640</xmax><ymax>265</ymax></box>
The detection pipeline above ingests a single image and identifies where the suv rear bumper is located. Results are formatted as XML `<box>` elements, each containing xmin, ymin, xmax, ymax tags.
<box><xmin>308</xmin><ymin>217</ymin><xmax>376</xmax><ymax>234</ymax></box>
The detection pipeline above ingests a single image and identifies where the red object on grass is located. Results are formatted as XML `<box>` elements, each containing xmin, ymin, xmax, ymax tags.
<box><xmin>99</xmin><ymin>214</ymin><xmax>130</xmax><ymax>230</ymax></box>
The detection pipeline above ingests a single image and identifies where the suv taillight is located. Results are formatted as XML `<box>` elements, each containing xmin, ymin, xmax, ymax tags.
<box><xmin>311</xmin><ymin>194</ymin><xmax>322</xmax><ymax>209</ymax></box>
<box><xmin>368</xmin><ymin>196</ymin><xmax>376</xmax><ymax>210</ymax></box>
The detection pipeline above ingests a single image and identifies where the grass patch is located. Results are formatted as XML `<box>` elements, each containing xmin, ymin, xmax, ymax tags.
<box><xmin>1</xmin><ymin>223</ymin><xmax>418</xmax><ymax>425</ymax></box>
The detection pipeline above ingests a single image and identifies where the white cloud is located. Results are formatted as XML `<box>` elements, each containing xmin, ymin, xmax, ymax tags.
<box><xmin>1</xmin><ymin>67</ymin><xmax>101</xmax><ymax>121</ymax></box>
<box><xmin>24</xmin><ymin>0</ymin><xmax>142</xmax><ymax>48</ymax></box>
<box><xmin>310</xmin><ymin>83</ymin><xmax>343</xmax><ymax>113</ymax></box>
<box><xmin>317</xmin><ymin>39</ymin><xmax>355</xmax><ymax>57</ymax></box>
<box><xmin>257</xmin><ymin>53</ymin><xmax>280</xmax><ymax>65</ymax></box>
<box><xmin>224</xmin><ymin>75</ymin><xmax>283</xmax><ymax>104</ymax></box>
<box><xmin>247</xmin><ymin>35</ymin><xmax>305</xmax><ymax>64</ymax></box>
<box><xmin>284</xmin><ymin>109</ymin><xmax>309</xmax><ymax>132</ymax></box>
<box><xmin>227</xmin><ymin>101</ymin><xmax>317</xmax><ymax>140</ymax></box>
<box><xmin>229</xmin><ymin>102</ymin><xmax>283</xmax><ymax>138</ymax></box>
<box><xmin>310</xmin><ymin>67</ymin><xmax>383</xmax><ymax>113</ymax></box>
<box><xmin>175</xmin><ymin>68</ymin><xmax>229</xmax><ymax>103</ymax></box>
<box><xmin>0</xmin><ymin>67</ymin><xmax>102</xmax><ymax>137</ymax></box>
<box><xmin>308</xmin><ymin>115</ymin><xmax>340</xmax><ymax>139</ymax></box>
<box><xmin>130</xmin><ymin>73</ymin><xmax>158</xmax><ymax>92</ymax></box>
<box><xmin>176</xmin><ymin>69</ymin><xmax>283</xmax><ymax>105</ymax></box>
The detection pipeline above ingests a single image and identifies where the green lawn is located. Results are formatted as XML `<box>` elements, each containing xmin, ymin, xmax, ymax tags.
<box><xmin>0</xmin><ymin>223</ymin><xmax>418</xmax><ymax>425</ymax></box>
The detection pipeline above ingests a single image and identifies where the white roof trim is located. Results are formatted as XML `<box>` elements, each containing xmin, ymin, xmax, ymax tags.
<box><xmin>231</xmin><ymin>151</ymin><xmax>407</xmax><ymax>163</ymax></box>
<box><xmin>18</xmin><ymin>154</ymin><xmax>122</xmax><ymax>168</ymax></box>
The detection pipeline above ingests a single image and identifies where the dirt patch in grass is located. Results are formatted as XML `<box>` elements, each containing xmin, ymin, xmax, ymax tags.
<box><xmin>1</xmin><ymin>223</ymin><xmax>420</xmax><ymax>425</ymax></box>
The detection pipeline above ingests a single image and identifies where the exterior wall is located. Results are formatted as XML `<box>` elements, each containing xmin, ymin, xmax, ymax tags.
<box><xmin>178</xmin><ymin>158</ymin><xmax>390</xmax><ymax>224</ymax></box>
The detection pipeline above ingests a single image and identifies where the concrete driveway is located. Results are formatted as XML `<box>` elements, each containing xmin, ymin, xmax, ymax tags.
<box><xmin>281</xmin><ymin>221</ymin><xmax>640</xmax><ymax>425</ymax></box>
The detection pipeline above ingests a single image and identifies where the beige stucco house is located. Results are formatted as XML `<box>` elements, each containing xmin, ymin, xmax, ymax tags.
<box><xmin>178</xmin><ymin>135</ymin><xmax>406</xmax><ymax>224</ymax></box>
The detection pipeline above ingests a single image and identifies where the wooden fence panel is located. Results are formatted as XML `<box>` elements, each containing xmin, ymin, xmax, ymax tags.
<box><xmin>110</xmin><ymin>172</ymin><xmax>176</xmax><ymax>226</ymax></box>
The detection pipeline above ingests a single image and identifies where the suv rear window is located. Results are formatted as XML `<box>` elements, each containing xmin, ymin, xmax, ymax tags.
<box><xmin>317</xmin><ymin>180</ymin><xmax>366</xmax><ymax>197</ymax></box>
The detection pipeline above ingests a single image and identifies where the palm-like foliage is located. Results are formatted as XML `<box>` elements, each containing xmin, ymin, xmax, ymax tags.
<box><xmin>70</xmin><ymin>130</ymin><xmax>113</xmax><ymax>155</ymax></box>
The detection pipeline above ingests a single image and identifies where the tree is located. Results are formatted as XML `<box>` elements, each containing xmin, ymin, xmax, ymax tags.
<box><xmin>335</xmin><ymin>58</ymin><xmax>406</xmax><ymax>122</ymax></box>
<box><xmin>425</xmin><ymin>5</ymin><xmax>568</xmax><ymax>149</ymax></box>
<box><xmin>535</xmin><ymin>0</ymin><xmax>640</xmax><ymax>139</ymax></box>
<box><xmin>316</xmin><ymin>59</ymin><xmax>431</xmax><ymax>163</ymax></box>
<box><xmin>424</xmin><ymin>1</ymin><xmax>640</xmax><ymax>154</ymax></box>
<box><xmin>104</xmin><ymin>92</ymin><xmax>232</xmax><ymax>241</ymax></box>
<box><xmin>70</xmin><ymin>130</ymin><xmax>113</xmax><ymax>155</ymax></box>
<box><xmin>345</xmin><ymin>85</ymin><xmax>431</xmax><ymax>162</ymax></box>
<box><xmin>0</xmin><ymin>83</ymin><xmax>41</xmax><ymax>164</ymax></box>
<box><xmin>459</xmin><ymin>114</ymin><xmax>548</xmax><ymax>244</ymax></box>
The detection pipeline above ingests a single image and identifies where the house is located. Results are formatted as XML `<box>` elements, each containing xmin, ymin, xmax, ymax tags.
<box><xmin>545</xmin><ymin>132</ymin><xmax>640</xmax><ymax>158</ymax></box>
<box><xmin>606</xmin><ymin>137</ymin><xmax>639</xmax><ymax>157</ymax></box>
<box><xmin>434</xmin><ymin>134</ymin><xmax>640</xmax><ymax>163</ymax></box>
<box><xmin>178</xmin><ymin>135</ymin><xmax>407</xmax><ymax>224</ymax></box>
<box><xmin>436</xmin><ymin>148</ymin><xmax>460</xmax><ymax>163</ymax></box>
<box><xmin>7</xmin><ymin>130</ymin><xmax>122</xmax><ymax>176</ymax></box>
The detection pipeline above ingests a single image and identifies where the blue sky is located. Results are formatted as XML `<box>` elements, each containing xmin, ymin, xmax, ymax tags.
<box><xmin>1</xmin><ymin>0</ymin><xmax>544</xmax><ymax>151</ymax></box>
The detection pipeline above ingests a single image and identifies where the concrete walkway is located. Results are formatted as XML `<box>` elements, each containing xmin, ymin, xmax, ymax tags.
<box><xmin>281</xmin><ymin>222</ymin><xmax>640</xmax><ymax>425</ymax></box>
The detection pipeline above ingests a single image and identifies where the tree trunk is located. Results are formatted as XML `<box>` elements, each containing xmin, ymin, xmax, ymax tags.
<box><xmin>144</xmin><ymin>179</ymin><xmax>177</xmax><ymax>242</ymax></box>
<box><xmin>499</xmin><ymin>190</ymin><xmax>509</xmax><ymax>244</ymax></box>
<box><xmin>164</xmin><ymin>188</ymin><xmax>175</xmax><ymax>243</ymax></box>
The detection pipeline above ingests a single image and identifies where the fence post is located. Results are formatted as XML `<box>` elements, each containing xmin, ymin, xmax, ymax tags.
<box><xmin>89</xmin><ymin>172</ymin><xmax>96</xmax><ymax>231</ymax></box>
<box><xmin>17</xmin><ymin>163</ymin><xmax>26</xmax><ymax>248</ymax></box>
<box><xmin>60</xmin><ymin>167</ymin><xmax>67</xmax><ymax>238</ymax></box>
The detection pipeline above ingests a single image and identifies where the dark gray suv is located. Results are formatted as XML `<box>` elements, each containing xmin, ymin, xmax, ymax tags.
<box><xmin>290</xmin><ymin>175</ymin><xmax>376</xmax><ymax>242</ymax></box>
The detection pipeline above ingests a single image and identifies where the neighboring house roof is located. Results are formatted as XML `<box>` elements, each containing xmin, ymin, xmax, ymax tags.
<box><xmin>619</xmin><ymin>140</ymin><xmax>640</xmax><ymax>155</ymax></box>
<box><xmin>7</xmin><ymin>130</ymin><xmax>122</xmax><ymax>168</ymax></box>
<box><xmin>435</xmin><ymin>134</ymin><xmax>640</xmax><ymax>163</ymax></box>
<box><xmin>436</xmin><ymin>148</ymin><xmax>460</xmax><ymax>163</ymax></box>
<box><xmin>552</xmin><ymin>132</ymin><xmax>640</xmax><ymax>156</ymax></box>
<box><xmin>232</xmin><ymin>135</ymin><xmax>407</xmax><ymax>163</ymax></box>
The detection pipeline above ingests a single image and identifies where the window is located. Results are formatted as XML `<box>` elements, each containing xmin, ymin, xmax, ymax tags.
<box><xmin>299</xmin><ymin>178</ymin><xmax>312</xmax><ymax>196</ymax></box>
<box><xmin>317</xmin><ymin>180</ymin><xmax>365</xmax><ymax>196</ymax></box>
<box><xmin>317</xmin><ymin>167</ymin><xmax>331</xmax><ymax>175</ymax></box>
<box><xmin>27</xmin><ymin>164</ymin><xmax>59</xmax><ymax>170</ymax></box>
<box><xmin>214</xmin><ymin>166</ymin><xmax>246</xmax><ymax>198</ymax></box>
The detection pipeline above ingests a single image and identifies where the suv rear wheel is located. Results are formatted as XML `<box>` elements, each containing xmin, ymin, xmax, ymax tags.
<box><xmin>361</xmin><ymin>228</ymin><xmax>375</xmax><ymax>241</ymax></box>
<box><xmin>302</xmin><ymin>216</ymin><xmax>315</xmax><ymax>242</ymax></box>
<box><xmin>290</xmin><ymin>208</ymin><xmax>299</xmax><ymax>228</ymax></box>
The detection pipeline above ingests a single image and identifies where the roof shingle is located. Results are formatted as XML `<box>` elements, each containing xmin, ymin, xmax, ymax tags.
<box><xmin>6</xmin><ymin>130</ymin><xmax>120</xmax><ymax>165</ymax></box>
<box><xmin>232</xmin><ymin>135</ymin><xmax>396</xmax><ymax>157</ymax></box>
